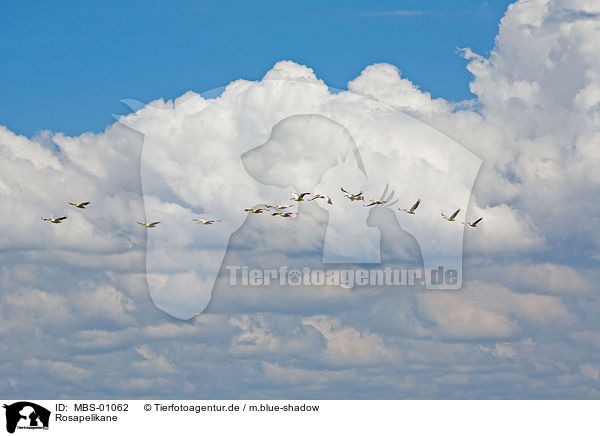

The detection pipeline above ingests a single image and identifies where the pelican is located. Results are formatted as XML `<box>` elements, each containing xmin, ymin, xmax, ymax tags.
<box><xmin>138</xmin><ymin>221</ymin><xmax>161</xmax><ymax>228</ymax></box>
<box><xmin>272</xmin><ymin>212</ymin><xmax>297</xmax><ymax>218</ymax></box>
<box><xmin>192</xmin><ymin>219</ymin><xmax>220</xmax><ymax>225</ymax></box>
<box><xmin>441</xmin><ymin>209</ymin><xmax>461</xmax><ymax>221</ymax></box>
<box><xmin>245</xmin><ymin>208</ymin><xmax>265</xmax><ymax>214</ymax></box>
<box><xmin>364</xmin><ymin>199</ymin><xmax>387</xmax><ymax>207</ymax></box>
<box><xmin>41</xmin><ymin>216</ymin><xmax>67</xmax><ymax>224</ymax></box>
<box><xmin>265</xmin><ymin>204</ymin><xmax>291</xmax><ymax>210</ymax></box>
<box><xmin>309</xmin><ymin>194</ymin><xmax>332</xmax><ymax>204</ymax></box>
<box><xmin>69</xmin><ymin>201</ymin><xmax>90</xmax><ymax>209</ymax></box>
<box><xmin>400</xmin><ymin>199</ymin><xmax>420</xmax><ymax>215</ymax></box>
<box><xmin>290</xmin><ymin>192</ymin><xmax>311</xmax><ymax>201</ymax></box>
<box><xmin>463</xmin><ymin>217</ymin><xmax>483</xmax><ymax>227</ymax></box>
<box><xmin>340</xmin><ymin>187</ymin><xmax>364</xmax><ymax>201</ymax></box>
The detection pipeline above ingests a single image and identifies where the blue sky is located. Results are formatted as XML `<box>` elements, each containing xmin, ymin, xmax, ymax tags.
<box><xmin>0</xmin><ymin>0</ymin><xmax>512</xmax><ymax>137</ymax></box>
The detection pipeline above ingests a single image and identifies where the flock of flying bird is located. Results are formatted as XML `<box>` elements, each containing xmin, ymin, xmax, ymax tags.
<box><xmin>41</xmin><ymin>188</ymin><xmax>483</xmax><ymax>229</ymax></box>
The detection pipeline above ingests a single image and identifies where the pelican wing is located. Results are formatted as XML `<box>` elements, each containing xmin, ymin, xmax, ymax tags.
<box><xmin>450</xmin><ymin>209</ymin><xmax>460</xmax><ymax>220</ymax></box>
<box><xmin>472</xmin><ymin>217</ymin><xmax>483</xmax><ymax>226</ymax></box>
<box><xmin>410</xmin><ymin>199</ymin><xmax>421</xmax><ymax>212</ymax></box>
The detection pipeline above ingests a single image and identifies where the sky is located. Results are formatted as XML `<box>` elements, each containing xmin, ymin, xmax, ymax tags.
<box><xmin>2</xmin><ymin>0</ymin><xmax>600</xmax><ymax>400</ymax></box>
<box><xmin>0</xmin><ymin>0</ymin><xmax>513</xmax><ymax>137</ymax></box>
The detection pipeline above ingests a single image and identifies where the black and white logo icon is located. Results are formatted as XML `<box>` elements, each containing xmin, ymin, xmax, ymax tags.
<box><xmin>3</xmin><ymin>402</ymin><xmax>50</xmax><ymax>434</ymax></box>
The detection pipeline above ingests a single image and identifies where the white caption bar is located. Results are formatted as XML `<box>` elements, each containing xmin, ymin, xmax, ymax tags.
<box><xmin>1</xmin><ymin>400</ymin><xmax>598</xmax><ymax>435</ymax></box>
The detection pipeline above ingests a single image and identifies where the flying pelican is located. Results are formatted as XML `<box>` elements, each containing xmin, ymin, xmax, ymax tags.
<box><xmin>364</xmin><ymin>184</ymin><xmax>399</xmax><ymax>209</ymax></box>
<box><xmin>265</xmin><ymin>204</ymin><xmax>291</xmax><ymax>210</ymax></box>
<box><xmin>400</xmin><ymin>199</ymin><xmax>420</xmax><ymax>215</ymax></box>
<box><xmin>41</xmin><ymin>216</ymin><xmax>67</xmax><ymax>224</ymax></box>
<box><xmin>441</xmin><ymin>209</ymin><xmax>461</xmax><ymax>221</ymax></box>
<box><xmin>309</xmin><ymin>194</ymin><xmax>332</xmax><ymax>204</ymax></box>
<box><xmin>192</xmin><ymin>219</ymin><xmax>220</xmax><ymax>225</ymax></box>
<box><xmin>463</xmin><ymin>217</ymin><xmax>483</xmax><ymax>227</ymax></box>
<box><xmin>272</xmin><ymin>212</ymin><xmax>297</xmax><ymax>218</ymax></box>
<box><xmin>340</xmin><ymin>187</ymin><xmax>364</xmax><ymax>201</ymax></box>
<box><xmin>290</xmin><ymin>192</ymin><xmax>311</xmax><ymax>201</ymax></box>
<box><xmin>138</xmin><ymin>221</ymin><xmax>161</xmax><ymax>228</ymax></box>
<box><xmin>364</xmin><ymin>199</ymin><xmax>387</xmax><ymax>207</ymax></box>
<box><xmin>245</xmin><ymin>208</ymin><xmax>265</xmax><ymax>214</ymax></box>
<box><xmin>69</xmin><ymin>201</ymin><xmax>91</xmax><ymax>209</ymax></box>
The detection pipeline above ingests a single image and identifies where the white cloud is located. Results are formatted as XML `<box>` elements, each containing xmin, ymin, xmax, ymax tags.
<box><xmin>473</xmin><ymin>262</ymin><xmax>593</xmax><ymax>295</ymax></box>
<box><xmin>76</xmin><ymin>285</ymin><xmax>136</xmax><ymax>324</ymax></box>
<box><xmin>348</xmin><ymin>63</ymin><xmax>450</xmax><ymax>117</ymax></box>
<box><xmin>302</xmin><ymin>315</ymin><xmax>400</xmax><ymax>366</ymax></box>
<box><xmin>23</xmin><ymin>358</ymin><xmax>88</xmax><ymax>382</ymax></box>
<box><xmin>262</xmin><ymin>362</ymin><xmax>355</xmax><ymax>386</ymax></box>
<box><xmin>418</xmin><ymin>281</ymin><xmax>573</xmax><ymax>339</ymax></box>
<box><xmin>132</xmin><ymin>345</ymin><xmax>177</xmax><ymax>374</ymax></box>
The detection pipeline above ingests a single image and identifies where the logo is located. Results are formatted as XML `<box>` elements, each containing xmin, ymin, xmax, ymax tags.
<box><xmin>3</xmin><ymin>402</ymin><xmax>50</xmax><ymax>434</ymax></box>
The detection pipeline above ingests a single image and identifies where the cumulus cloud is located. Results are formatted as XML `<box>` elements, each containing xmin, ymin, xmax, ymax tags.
<box><xmin>23</xmin><ymin>358</ymin><xmax>89</xmax><ymax>383</ymax></box>
<box><xmin>302</xmin><ymin>315</ymin><xmax>399</xmax><ymax>366</ymax></box>
<box><xmin>418</xmin><ymin>281</ymin><xmax>573</xmax><ymax>340</ymax></box>
<box><xmin>119</xmin><ymin>60</ymin><xmax>482</xmax><ymax>318</ymax></box>
<box><xmin>132</xmin><ymin>345</ymin><xmax>177</xmax><ymax>374</ymax></box>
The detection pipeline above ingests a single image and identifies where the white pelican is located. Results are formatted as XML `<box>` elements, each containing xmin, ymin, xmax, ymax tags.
<box><xmin>366</xmin><ymin>184</ymin><xmax>399</xmax><ymax>209</ymax></box>
<box><xmin>272</xmin><ymin>212</ymin><xmax>296</xmax><ymax>218</ymax></box>
<box><xmin>364</xmin><ymin>199</ymin><xmax>387</xmax><ymax>207</ymax></box>
<box><xmin>245</xmin><ymin>208</ymin><xmax>266</xmax><ymax>214</ymax></box>
<box><xmin>463</xmin><ymin>217</ymin><xmax>483</xmax><ymax>227</ymax></box>
<box><xmin>265</xmin><ymin>204</ymin><xmax>291</xmax><ymax>210</ymax></box>
<box><xmin>41</xmin><ymin>216</ymin><xmax>67</xmax><ymax>224</ymax></box>
<box><xmin>441</xmin><ymin>209</ymin><xmax>461</xmax><ymax>221</ymax></box>
<box><xmin>138</xmin><ymin>221</ymin><xmax>161</xmax><ymax>228</ymax></box>
<box><xmin>192</xmin><ymin>219</ymin><xmax>220</xmax><ymax>225</ymax></box>
<box><xmin>69</xmin><ymin>201</ymin><xmax>90</xmax><ymax>209</ymax></box>
<box><xmin>309</xmin><ymin>194</ymin><xmax>332</xmax><ymax>204</ymax></box>
<box><xmin>400</xmin><ymin>199</ymin><xmax>420</xmax><ymax>215</ymax></box>
<box><xmin>340</xmin><ymin>187</ymin><xmax>364</xmax><ymax>201</ymax></box>
<box><xmin>290</xmin><ymin>192</ymin><xmax>311</xmax><ymax>201</ymax></box>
